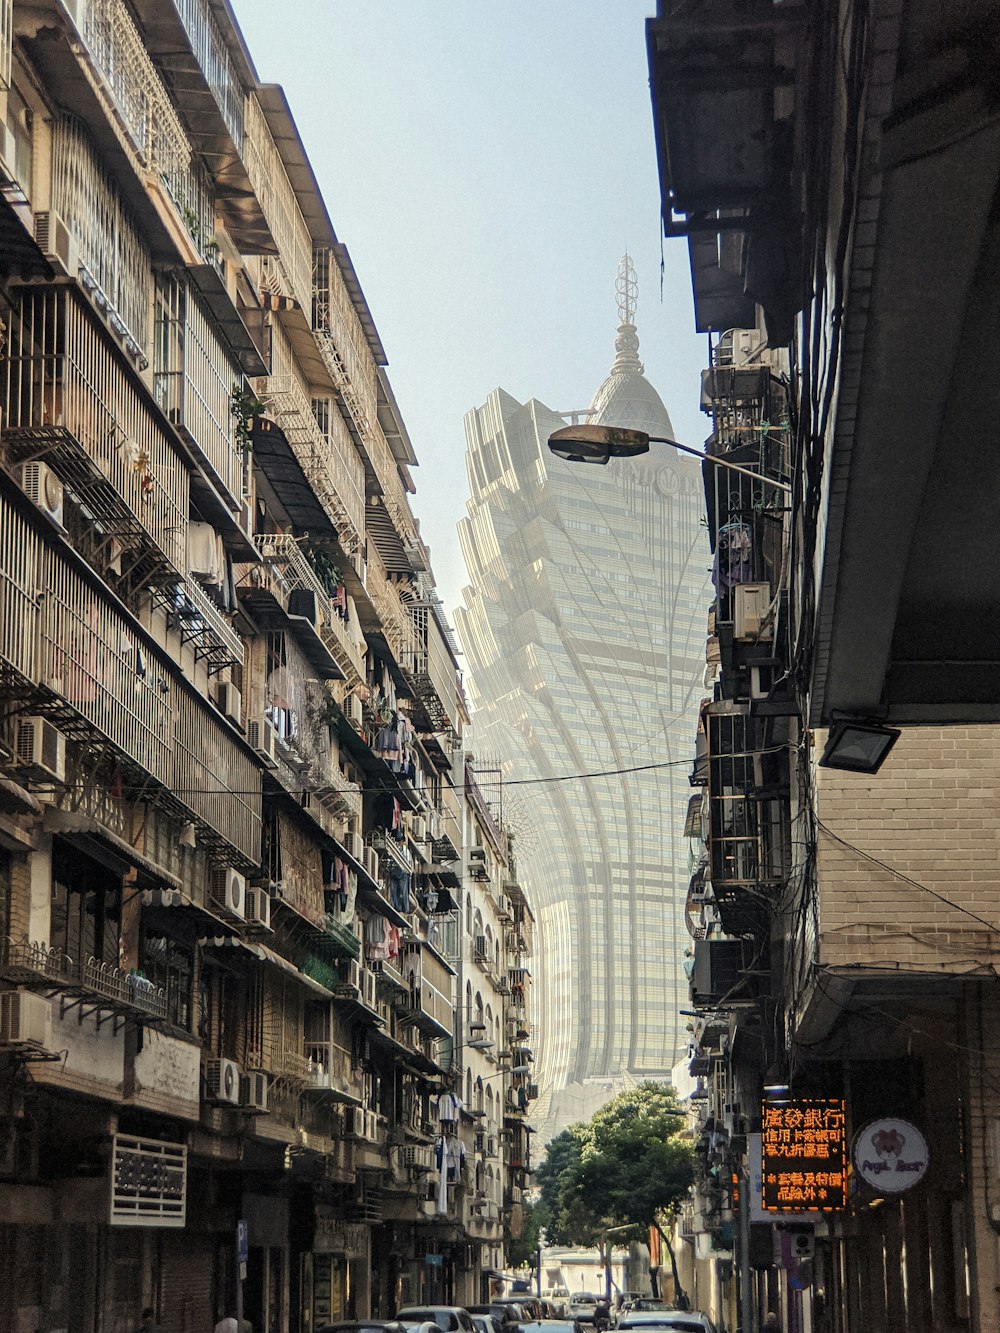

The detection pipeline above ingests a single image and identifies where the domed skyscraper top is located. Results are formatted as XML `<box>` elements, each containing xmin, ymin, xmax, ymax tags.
<box><xmin>586</xmin><ymin>254</ymin><xmax>675</xmax><ymax>439</ymax></box>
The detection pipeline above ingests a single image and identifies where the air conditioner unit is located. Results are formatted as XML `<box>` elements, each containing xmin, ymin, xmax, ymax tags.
<box><xmin>362</xmin><ymin>968</ymin><xmax>377</xmax><ymax>1010</ymax></box>
<box><xmin>34</xmin><ymin>211</ymin><xmax>78</xmax><ymax>278</ymax></box>
<box><xmin>403</xmin><ymin>1144</ymin><xmax>432</xmax><ymax>1172</ymax></box>
<box><xmin>345</xmin><ymin>1106</ymin><xmax>378</xmax><ymax>1141</ymax></box>
<box><xmin>14</xmin><ymin>718</ymin><xmax>66</xmax><ymax>784</ymax></box>
<box><xmin>214</xmin><ymin>681</ymin><xmax>243</xmax><ymax>727</ymax></box>
<box><xmin>288</xmin><ymin>587</ymin><xmax>321</xmax><ymax>631</ymax></box>
<box><xmin>205</xmin><ymin>1056</ymin><xmax>242</xmax><ymax>1105</ymax></box>
<box><xmin>691</xmin><ymin>939</ymin><xmax>750</xmax><ymax>1008</ymax></box>
<box><xmin>474</xmin><ymin>936</ymin><xmax>489</xmax><ymax>960</ymax></box>
<box><xmin>18</xmin><ymin>462</ymin><xmax>65</xmax><ymax>527</ymax></box>
<box><xmin>243</xmin><ymin>1069</ymin><xmax>269</xmax><ymax>1113</ymax></box>
<box><xmin>248</xmin><ymin>717</ymin><xmax>279</xmax><ymax>769</ymax></box>
<box><xmin>734</xmin><ymin>582</ymin><xmax>773</xmax><ymax>641</ymax></box>
<box><xmin>218</xmin><ymin>867</ymin><xmax>246</xmax><ymax>921</ymax></box>
<box><xmin>245</xmin><ymin>887</ymin><xmax>271</xmax><ymax>930</ymax></box>
<box><xmin>0</xmin><ymin>990</ymin><xmax>52</xmax><ymax>1049</ymax></box>
<box><xmin>363</xmin><ymin>846</ymin><xmax>380</xmax><ymax>881</ymax></box>
<box><xmin>343</xmin><ymin>831</ymin><xmax>362</xmax><ymax>861</ymax></box>
<box><xmin>344</xmin><ymin>694</ymin><xmax>364</xmax><ymax>726</ymax></box>
<box><xmin>469</xmin><ymin>846</ymin><xmax>486</xmax><ymax>863</ymax></box>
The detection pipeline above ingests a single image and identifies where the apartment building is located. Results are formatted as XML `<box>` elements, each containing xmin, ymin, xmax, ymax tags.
<box><xmin>0</xmin><ymin>2</ymin><xmax>530</xmax><ymax>1329</ymax></box>
<box><xmin>455</xmin><ymin>760</ymin><xmax>537</xmax><ymax>1301</ymax></box>
<box><xmin>644</xmin><ymin>3</ymin><xmax>1000</xmax><ymax>1333</ymax></box>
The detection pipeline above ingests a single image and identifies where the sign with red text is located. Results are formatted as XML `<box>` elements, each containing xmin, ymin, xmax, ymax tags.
<box><xmin>761</xmin><ymin>1099</ymin><xmax>847</xmax><ymax>1211</ymax></box>
<box><xmin>853</xmin><ymin>1118</ymin><xmax>928</xmax><ymax>1192</ymax></box>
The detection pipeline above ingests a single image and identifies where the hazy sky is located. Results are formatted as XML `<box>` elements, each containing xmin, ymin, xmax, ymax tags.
<box><xmin>229</xmin><ymin>1</ymin><xmax>708</xmax><ymax>615</ymax></box>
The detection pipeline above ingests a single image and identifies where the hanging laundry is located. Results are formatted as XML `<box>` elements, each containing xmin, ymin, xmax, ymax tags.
<box><xmin>712</xmin><ymin>521</ymin><xmax>754</xmax><ymax>594</ymax></box>
<box><xmin>388</xmin><ymin>865</ymin><xmax>410</xmax><ymax>914</ymax></box>
<box><xmin>437</xmin><ymin>1091</ymin><xmax>462</xmax><ymax>1126</ymax></box>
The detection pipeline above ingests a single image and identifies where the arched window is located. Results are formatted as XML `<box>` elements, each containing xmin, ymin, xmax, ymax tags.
<box><xmin>466</xmin><ymin>1067</ymin><xmax>473</xmax><ymax>1107</ymax></box>
<box><xmin>466</xmin><ymin>892</ymin><xmax>473</xmax><ymax>934</ymax></box>
<box><xmin>475</xmin><ymin>1076</ymin><xmax>484</xmax><ymax>1114</ymax></box>
<box><xmin>475</xmin><ymin>992</ymin><xmax>484</xmax><ymax>1031</ymax></box>
<box><xmin>473</xmin><ymin>909</ymin><xmax>484</xmax><ymax>942</ymax></box>
<box><xmin>486</xmin><ymin>1085</ymin><xmax>494</xmax><ymax>1125</ymax></box>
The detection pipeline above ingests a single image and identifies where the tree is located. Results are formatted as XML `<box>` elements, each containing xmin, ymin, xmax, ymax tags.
<box><xmin>533</xmin><ymin>1082</ymin><xmax>696</xmax><ymax>1299</ymax></box>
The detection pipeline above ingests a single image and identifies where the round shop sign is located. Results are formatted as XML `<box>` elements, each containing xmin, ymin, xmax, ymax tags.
<box><xmin>853</xmin><ymin>1118</ymin><xmax>929</xmax><ymax>1192</ymax></box>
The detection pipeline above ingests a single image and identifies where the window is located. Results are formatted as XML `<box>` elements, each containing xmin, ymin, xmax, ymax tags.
<box><xmin>50</xmin><ymin>844</ymin><xmax>121</xmax><ymax>967</ymax></box>
<box><xmin>5</xmin><ymin>85</ymin><xmax>32</xmax><ymax>196</ymax></box>
<box><xmin>141</xmin><ymin>931</ymin><xmax>193</xmax><ymax>1029</ymax></box>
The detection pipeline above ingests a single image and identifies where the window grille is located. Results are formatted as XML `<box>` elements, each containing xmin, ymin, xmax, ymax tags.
<box><xmin>51</xmin><ymin>114</ymin><xmax>153</xmax><ymax>355</ymax></box>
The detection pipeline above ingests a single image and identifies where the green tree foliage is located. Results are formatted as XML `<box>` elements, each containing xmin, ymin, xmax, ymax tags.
<box><xmin>507</xmin><ymin>1197</ymin><xmax>544</xmax><ymax>1269</ymax></box>
<box><xmin>533</xmin><ymin>1083</ymin><xmax>696</xmax><ymax>1295</ymax></box>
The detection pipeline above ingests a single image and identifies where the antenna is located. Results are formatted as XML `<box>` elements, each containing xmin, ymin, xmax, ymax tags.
<box><xmin>616</xmin><ymin>253</ymin><xmax>638</xmax><ymax>327</ymax></box>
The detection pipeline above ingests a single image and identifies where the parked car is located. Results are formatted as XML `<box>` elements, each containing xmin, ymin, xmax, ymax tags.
<box><xmin>518</xmin><ymin>1320</ymin><xmax>586</xmax><ymax>1333</ymax></box>
<box><xmin>466</xmin><ymin>1307</ymin><xmax>509</xmax><ymax>1333</ymax></box>
<box><xmin>568</xmin><ymin>1296</ymin><xmax>601</xmax><ymax>1326</ymax></box>
<box><xmin>395</xmin><ymin>1310</ymin><xmax>476</xmax><ymax>1333</ymax></box>
<box><xmin>321</xmin><ymin>1324</ymin><xmax>409</xmax><ymax>1333</ymax></box>
<box><xmin>471</xmin><ymin>1317</ymin><xmax>499</xmax><ymax>1333</ymax></box>
<box><xmin>494</xmin><ymin>1299</ymin><xmax>540</xmax><ymax>1322</ymax></box>
<box><xmin>616</xmin><ymin>1312</ymin><xmax>717</xmax><ymax>1333</ymax></box>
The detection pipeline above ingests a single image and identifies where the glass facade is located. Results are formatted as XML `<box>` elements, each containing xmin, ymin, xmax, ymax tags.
<box><xmin>456</xmin><ymin>284</ymin><xmax>712</xmax><ymax>1138</ymax></box>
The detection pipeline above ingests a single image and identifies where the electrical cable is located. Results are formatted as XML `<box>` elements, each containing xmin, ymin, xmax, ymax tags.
<box><xmin>816</xmin><ymin>820</ymin><xmax>1000</xmax><ymax>934</ymax></box>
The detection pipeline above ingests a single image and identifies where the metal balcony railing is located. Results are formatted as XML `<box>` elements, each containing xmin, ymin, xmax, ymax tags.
<box><xmin>254</xmin><ymin>362</ymin><xmax>365</xmax><ymax>554</ymax></box>
<box><xmin>253</xmin><ymin>534</ymin><xmax>365</xmax><ymax>686</ymax></box>
<box><xmin>79</xmin><ymin>0</ymin><xmax>192</xmax><ymax>195</ymax></box>
<box><xmin>0</xmin><ymin>937</ymin><xmax>167</xmax><ymax>1022</ymax></box>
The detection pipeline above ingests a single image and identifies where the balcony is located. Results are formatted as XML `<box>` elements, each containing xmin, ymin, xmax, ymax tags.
<box><xmin>131</xmin><ymin>0</ymin><xmax>270</xmax><ymax>253</ymax></box>
<box><xmin>2</xmin><ymin>286</ymin><xmax>188</xmax><ymax>580</ymax></box>
<box><xmin>364</xmin><ymin>547</ymin><xmax>421</xmax><ymax>671</ymax></box>
<box><xmin>153</xmin><ymin>276</ymin><xmax>246</xmax><ymax>507</ymax></box>
<box><xmin>0</xmin><ymin>936</ymin><xmax>168</xmax><ymax>1028</ymax></box>
<box><xmin>396</xmin><ymin>978</ymin><xmax>452</xmax><ymax>1041</ymax></box>
<box><xmin>303</xmin><ymin>1039</ymin><xmax>360</xmax><ymax>1102</ymax></box>
<box><xmin>245</xmin><ymin>534</ymin><xmax>365</xmax><ymax>685</ymax></box>
<box><xmin>252</xmin><ymin>364</ymin><xmax>365</xmax><ymax>556</ymax></box>
<box><xmin>312</xmin><ymin>771</ymin><xmax>363</xmax><ymax>825</ymax></box>
<box><xmin>704</xmin><ymin>706</ymin><xmax>790</xmax><ymax>934</ymax></box>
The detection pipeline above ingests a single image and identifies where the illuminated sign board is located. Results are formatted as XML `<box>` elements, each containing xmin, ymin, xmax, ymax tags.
<box><xmin>761</xmin><ymin>1098</ymin><xmax>847</xmax><ymax>1211</ymax></box>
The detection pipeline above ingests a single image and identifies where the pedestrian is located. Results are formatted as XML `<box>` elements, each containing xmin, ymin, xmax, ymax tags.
<box><xmin>762</xmin><ymin>1313</ymin><xmax>780</xmax><ymax>1333</ymax></box>
<box><xmin>136</xmin><ymin>1310</ymin><xmax>161</xmax><ymax>1333</ymax></box>
<box><xmin>214</xmin><ymin>1318</ymin><xmax>238</xmax><ymax>1333</ymax></box>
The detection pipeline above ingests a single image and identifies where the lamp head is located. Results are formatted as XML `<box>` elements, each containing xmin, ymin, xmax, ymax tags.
<box><xmin>547</xmin><ymin>424</ymin><xmax>651</xmax><ymax>465</ymax></box>
<box><xmin>819</xmin><ymin>720</ymin><xmax>900</xmax><ymax>774</ymax></box>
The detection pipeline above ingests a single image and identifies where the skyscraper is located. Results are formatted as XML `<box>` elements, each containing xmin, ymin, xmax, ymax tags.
<box><xmin>455</xmin><ymin>258</ymin><xmax>713</xmax><ymax>1137</ymax></box>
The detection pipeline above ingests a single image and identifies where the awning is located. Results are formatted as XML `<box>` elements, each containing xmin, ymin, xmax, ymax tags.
<box><xmin>0</xmin><ymin>776</ymin><xmax>43</xmax><ymax>817</ymax></box>
<box><xmin>198</xmin><ymin>934</ymin><xmax>333</xmax><ymax>998</ymax></box>
<box><xmin>45</xmin><ymin>808</ymin><xmax>182</xmax><ymax>889</ymax></box>
<box><xmin>141</xmin><ymin>888</ymin><xmax>234</xmax><ymax>934</ymax></box>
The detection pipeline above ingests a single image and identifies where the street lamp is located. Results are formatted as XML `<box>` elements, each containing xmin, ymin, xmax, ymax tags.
<box><xmin>547</xmin><ymin>424</ymin><xmax>793</xmax><ymax>493</ymax></box>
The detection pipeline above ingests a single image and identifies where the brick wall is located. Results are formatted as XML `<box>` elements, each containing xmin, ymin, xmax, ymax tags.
<box><xmin>815</xmin><ymin>726</ymin><xmax>1000</xmax><ymax>971</ymax></box>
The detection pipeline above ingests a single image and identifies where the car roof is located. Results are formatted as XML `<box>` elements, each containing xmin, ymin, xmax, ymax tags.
<box><xmin>618</xmin><ymin>1320</ymin><xmax>709</xmax><ymax>1330</ymax></box>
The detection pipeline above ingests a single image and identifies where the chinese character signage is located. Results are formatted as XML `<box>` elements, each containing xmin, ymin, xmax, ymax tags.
<box><xmin>761</xmin><ymin>1098</ymin><xmax>847</xmax><ymax>1211</ymax></box>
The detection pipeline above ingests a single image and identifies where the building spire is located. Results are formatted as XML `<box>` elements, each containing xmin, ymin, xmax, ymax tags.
<box><xmin>611</xmin><ymin>252</ymin><xmax>643</xmax><ymax>376</ymax></box>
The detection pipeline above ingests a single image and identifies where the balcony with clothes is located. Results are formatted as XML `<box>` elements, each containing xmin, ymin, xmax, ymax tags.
<box><xmin>261</xmin><ymin>807</ymin><xmax>362</xmax><ymax>965</ymax></box>
<box><xmin>397</xmin><ymin>944</ymin><xmax>454</xmax><ymax>1042</ymax></box>
<box><xmin>702</xmin><ymin>705</ymin><xmax>792</xmax><ymax>937</ymax></box>
<box><xmin>238</xmin><ymin>531</ymin><xmax>366</xmax><ymax>685</ymax></box>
